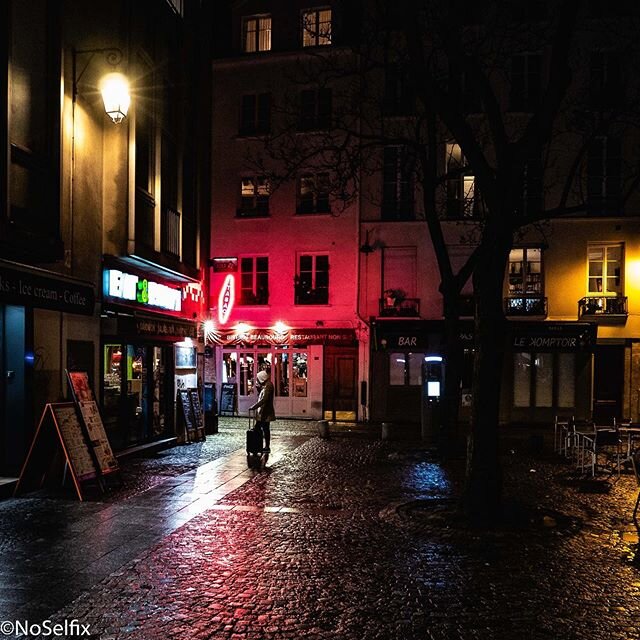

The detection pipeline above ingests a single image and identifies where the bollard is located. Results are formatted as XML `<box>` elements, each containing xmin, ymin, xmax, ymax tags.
<box><xmin>317</xmin><ymin>419</ymin><xmax>330</xmax><ymax>439</ymax></box>
<box><xmin>381</xmin><ymin>422</ymin><xmax>393</xmax><ymax>441</ymax></box>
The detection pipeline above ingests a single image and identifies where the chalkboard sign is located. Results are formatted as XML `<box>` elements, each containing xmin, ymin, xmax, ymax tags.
<box><xmin>177</xmin><ymin>389</ymin><xmax>196</xmax><ymax>442</ymax></box>
<box><xmin>189</xmin><ymin>389</ymin><xmax>205</xmax><ymax>441</ymax></box>
<box><xmin>219</xmin><ymin>383</ymin><xmax>237</xmax><ymax>416</ymax></box>
<box><xmin>15</xmin><ymin>403</ymin><xmax>99</xmax><ymax>501</ymax></box>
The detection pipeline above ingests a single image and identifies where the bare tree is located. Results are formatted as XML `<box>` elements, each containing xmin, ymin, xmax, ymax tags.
<box><xmin>249</xmin><ymin>0</ymin><xmax>640</xmax><ymax>521</ymax></box>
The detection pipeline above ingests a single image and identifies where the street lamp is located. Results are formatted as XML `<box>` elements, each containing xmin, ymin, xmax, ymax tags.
<box><xmin>73</xmin><ymin>47</ymin><xmax>130</xmax><ymax>123</ymax></box>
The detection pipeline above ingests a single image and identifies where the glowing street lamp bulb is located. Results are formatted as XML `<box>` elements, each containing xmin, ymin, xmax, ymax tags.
<box><xmin>100</xmin><ymin>72</ymin><xmax>130</xmax><ymax>124</ymax></box>
<box><xmin>203</xmin><ymin>320</ymin><xmax>215</xmax><ymax>334</ymax></box>
<box><xmin>235</xmin><ymin>322</ymin><xmax>251</xmax><ymax>333</ymax></box>
<box><xmin>273</xmin><ymin>321</ymin><xmax>289</xmax><ymax>333</ymax></box>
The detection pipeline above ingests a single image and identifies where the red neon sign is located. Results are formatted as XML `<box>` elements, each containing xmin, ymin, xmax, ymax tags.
<box><xmin>218</xmin><ymin>274</ymin><xmax>235</xmax><ymax>324</ymax></box>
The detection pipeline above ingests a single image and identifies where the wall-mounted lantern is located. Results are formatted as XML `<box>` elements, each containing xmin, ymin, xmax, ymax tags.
<box><xmin>73</xmin><ymin>47</ymin><xmax>130</xmax><ymax>124</ymax></box>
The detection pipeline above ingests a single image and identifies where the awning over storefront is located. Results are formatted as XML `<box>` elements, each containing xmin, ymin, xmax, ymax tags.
<box><xmin>372</xmin><ymin>319</ymin><xmax>597</xmax><ymax>352</ymax></box>
<box><xmin>208</xmin><ymin>327</ymin><xmax>357</xmax><ymax>347</ymax></box>
<box><xmin>0</xmin><ymin>259</ymin><xmax>95</xmax><ymax>315</ymax></box>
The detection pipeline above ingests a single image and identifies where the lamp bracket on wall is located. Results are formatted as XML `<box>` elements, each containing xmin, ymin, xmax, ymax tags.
<box><xmin>72</xmin><ymin>47</ymin><xmax>123</xmax><ymax>100</ymax></box>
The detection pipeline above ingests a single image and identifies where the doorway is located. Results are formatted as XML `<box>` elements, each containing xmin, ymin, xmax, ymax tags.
<box><xmin>323</xmin><ymin>346</ymin><xmax>357</xmax><ymax>421</ymax></box>
<box><xmin>593</xmin><ymin>344</ymin><xmax>625</xmax><ymax>423</ymax></box>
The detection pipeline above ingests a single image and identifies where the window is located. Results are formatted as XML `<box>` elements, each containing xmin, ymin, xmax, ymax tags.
<box><xmin>297</xmin><ymin>173</ymin><xmax>330</xmax><ymax>213</ymax></box>
<box><xmin>508</xmin><ymin>248</ymin><xmax>542</xmax><ymax>296</ymax></box>
<box><xmin>295</xmin><ymin>254</ymin><xmax>329</xmax><ymax>305</ymax></box>
<box><xmin>590</xmin><ymin>52</ymin><xmax>623</xmax><ymax>108</ymax></box>
<box><xmin>587</xmin><ymin>136</ymin><xmax>622</xmax><ymax>216</ymax></box>
<box><xmin>446</xmin><ymin>143</ymin><xmax>479</xmax><ymax>218</ymax></box>
<box><xmin>302</xmin><ymin>8</ymin><xmax>332</xmax><ymax>47</ymax></box>
<box><xmin>240</xmin><ymin>93</ymin><xmax>271</xmax><ymax>136</ymax></box>
<box><xmin>242</xmin><ymin>15</ymin><xmax>272</xmax><ymax>53</ymax></box>
<box><xmin>588</xmin><ymin>244</ymin><xmax>623</xmax><ymax>296</ymax></box>
<box><xmin>389</xmin><ymin>353</ymin><xmax>424</xmax><ymax>386</ymax></box>
<box><xmin>507</xmin><ymin>248</ymin><xmax>545</xmax><ymax>315</ymax></box>
<box><xmin>238</xmin><ymin>176</ymin><xmax>270</xmax><ymax>217</ymax></box>
<box><xmin>384</xmin><ymin>64</ymin><xmax>414</xmax><ymax>116</ymax></box>
<box><xmin>298</xmin><ymin>88</ymin><xmax>332</xmax><ymax>131</ymax></box>
<box><xmin>513</xmin><ymin>352</ymin><xmax>575</xmax><ymax>408</ymax></box>
<box><xmin>509</xmin><ymin>53</ymin><xmax>541</xmax><ymax>112</ymax></box>
<box><xmin>515</xmin><ymin>156</ymin><xmax>543</xmax><ymax>217</ymax></box>
<box><xmin>382</xmin><ymin>146</ymin><xmax>415</xmax><ymax>220</ymax></box>
<box><xmin>240</xmin><ymin>257</ymin><xmax>269</xmax><ymax>305</ymax></box>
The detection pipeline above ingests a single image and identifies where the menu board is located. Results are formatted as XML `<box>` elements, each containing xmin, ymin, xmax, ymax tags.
<box><xmin>178</xmin><ymin>389</ymin><xmax>196</xmax><ymax>440</ymax></box>
<box><xmin>78</xmin><ymin>401</ymin><xmax>119</xmax><ymax>474</ymax></box>
<box><xmin>15</xmin><ymin>402</ymin><xmax>98</xmax><ymax>501</ymax></box>
<box><xmin>67</xmin><ymin>370</ymin><xmax>119</xmax><ymax>476</ymax></box>
<box><xmin>189</xmin><ymin>389</ymin><xmax>203</xmax><ymax>427</ymax></box>
<box><xmin>219</xmin><ymin>383</ymin><xmax>237</xmax><ymax>416</ymax></box>
<box><xmin>52</xmin><ymin>404</ymin><xmax>98</xmax><ymax>481</ymax></box>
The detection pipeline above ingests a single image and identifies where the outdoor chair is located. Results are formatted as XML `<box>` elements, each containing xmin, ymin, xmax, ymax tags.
<box><xmin>631</xmin><ymin>453</ymin><xmax>640</xmax><ymax>521</ymax></box>
<box><xmin>554</xmin><ymin>415</ymin><xmax>574</xmax><ymax>455</ymax></box>
<box><xmin>584</xmin><ymin>426</ymin><xmax>622</xmax><ymax>478</ymax></box>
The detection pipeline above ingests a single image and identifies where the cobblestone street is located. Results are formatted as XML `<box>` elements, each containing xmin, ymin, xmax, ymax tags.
<box><xmin>2</xmin><ymin>418</ymin><xmax>640</xmax><ymax>639</ymax></box>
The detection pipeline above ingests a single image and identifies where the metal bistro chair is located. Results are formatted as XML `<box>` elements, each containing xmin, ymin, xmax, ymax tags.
<box><xmin>554</xmin><ymin>415</ymin><xmax>574</xmax><ymax>456</ymax></box>
<box><xmin>567</xmin><ymin>419</ymin><xmax>595</xmax><ymax>469</ymax></box>
<box><xmin>631</xmin><ymin>453</ymin><xmax>640</xmax><ymax>521</ymax></box>
<box><xmin>585</xmin><ymin>424</ymin><xmax>623</xmax><ymax>478</ymax></box>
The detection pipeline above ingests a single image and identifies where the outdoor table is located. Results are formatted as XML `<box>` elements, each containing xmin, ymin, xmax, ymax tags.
<box><xmin>618</xmin><ymin>425</ymin><xmax>640</xmax><ymax>461</ymax></box>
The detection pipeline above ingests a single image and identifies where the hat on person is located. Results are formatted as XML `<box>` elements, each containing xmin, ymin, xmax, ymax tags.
<box><xmin>256</xmin><ymin>370</ymin><xmax>269</xmax><ymax>384</ymax></box>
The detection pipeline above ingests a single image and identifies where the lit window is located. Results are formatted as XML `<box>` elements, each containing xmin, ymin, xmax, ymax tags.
<box><xmin>302</xmin><ymin>8</ymin><xmax>332</xmax><ymax>47</ymax></box>
<box><xmin>588</xmin><ymin>244</ymin><xmax>623</xmax><ymax>296</ymax></box>
<box><xmin>238</xmin><ymin>176</ymin><xmax>270</xmax><ymax>217</ymax></box>
<box><xmin>446</xmin><ymin>143</ymin><xmax>480</xmax><ymax>218</ymax></box>
<box><xmin>242</xmin><ymin>15</ymin><xmax>272</xmax><ymax>53</ymax></box>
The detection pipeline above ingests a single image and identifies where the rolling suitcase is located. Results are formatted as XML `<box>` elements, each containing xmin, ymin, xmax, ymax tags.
<box><xmin>246</xmin><ymin>410</ymin><xmax>268</xmax><ymax>470</ymax></box>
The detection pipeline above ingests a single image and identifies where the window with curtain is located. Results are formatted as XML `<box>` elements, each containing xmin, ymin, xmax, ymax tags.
<box><xmin>302</xmin><ymin>8</ymin><xmax>332</xmax><ymax>47</ymax></box>
<box><xmin>242</xmin><ymin>15</ymin><xmax>272</xmax><ymax>53</ymax></box>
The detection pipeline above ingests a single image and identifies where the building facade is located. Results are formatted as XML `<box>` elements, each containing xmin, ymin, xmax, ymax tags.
<box><xmin>210</xmin><ymin>2</ymin><xmax>640</xmax><ymax>428</ymax></box>
<box><xmin>1</xmin><ymin>0</ymin><xmax>210</xmax><ymax>477</ymax></box>
<box><xmin>209</xmin><ymin>0</ymin><xmax>363</xmax><ymax>421</ymax></box>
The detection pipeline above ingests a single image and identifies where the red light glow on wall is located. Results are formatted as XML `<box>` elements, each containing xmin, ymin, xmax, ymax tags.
<box><xmin>218</xmin><ymin>274</ymin><xmax>235</xmax><ymax>325</ymax></box>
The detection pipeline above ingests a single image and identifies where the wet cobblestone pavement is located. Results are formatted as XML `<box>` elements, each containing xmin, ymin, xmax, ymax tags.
<box><xmin>2</xmin><ymin>420</ymin><xmax>640</xmax><ymax>638</ymax></box>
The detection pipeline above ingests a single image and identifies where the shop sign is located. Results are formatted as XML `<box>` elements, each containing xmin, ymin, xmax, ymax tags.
<box><xmin>208</xmin><ymin>327</ymin><xmax>356</xmax><ymax>346</ymax></box>
<box><xmin>218</xmin><ymin>274</ymin><xmax>235</xmax><ymax>324</ymax></box>
<box><xmin>511</xmin><ymin>323</ymin><xmax>597</xmax><ymax>352</ymax></box>
<box><xmin>135</xmin><ymin>317</ymin><xmax>196</xmax><ymax>339</ymax></box>
<box><xmin>0</xmin><ymin>262</ymin><xmax>94</xmax><ymax>315</ymax></box>
<box><xmin>104</xmin><ymin>269</ymin><xmax>182</xmax><ymax>312</ymax></box>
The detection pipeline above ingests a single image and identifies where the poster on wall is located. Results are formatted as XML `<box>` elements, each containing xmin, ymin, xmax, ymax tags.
<box><xmin>66</xmin><ymin>370</ymin><xmax>120</xmax><ymax>476</ymax></box>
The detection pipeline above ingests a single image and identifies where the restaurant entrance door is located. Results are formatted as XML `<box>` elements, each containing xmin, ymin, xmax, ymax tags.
<box><xmin>323</xmin><ymin>346</ymin><xmax>357</xmax><ymax>421</ymax></box>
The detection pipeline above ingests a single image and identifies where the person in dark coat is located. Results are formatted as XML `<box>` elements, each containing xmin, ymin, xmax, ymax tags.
<box><xmin>249</xmin><ymin>370</ymin><xmax>276</xmax><ymax>452</ymax></box>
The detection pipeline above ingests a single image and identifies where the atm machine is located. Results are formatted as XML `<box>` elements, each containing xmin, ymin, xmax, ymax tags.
<box><xmin>421</xmin><ymin>355</ymin><xmax>444</xmax><ymax>441</ymax></box>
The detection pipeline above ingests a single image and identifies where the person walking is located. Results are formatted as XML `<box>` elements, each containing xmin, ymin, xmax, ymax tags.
<box><xmin>250</xmin><ymin>370</ymin><xmax>276</xmax><ymax>452</ymax></box>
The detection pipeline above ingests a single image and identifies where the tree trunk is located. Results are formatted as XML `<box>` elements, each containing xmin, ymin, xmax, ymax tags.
<box><xmin>463</xmin><ymin>237</ymin><xmax>510</xmax><ymax>523</ymax></box>
<box><xmin>440</xmin><ymin>293</ymin><xmax>462</xmax><ymax>455</ymax></box>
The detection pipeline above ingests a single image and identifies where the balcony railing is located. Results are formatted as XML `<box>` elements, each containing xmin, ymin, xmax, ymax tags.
<box><xmin>378</xmin><ymin>298</ymin><xmax>421</xmax><ymax>317</ymax></box>
<box><xmin>504</xmin><ymin>295</ymin><xmax>548</xmax><ymax>317</ymax></box>
<box><xmin>578</xmin><ymin>296</ymin><xmax>628</xmax><ymax>318</ymax></box>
